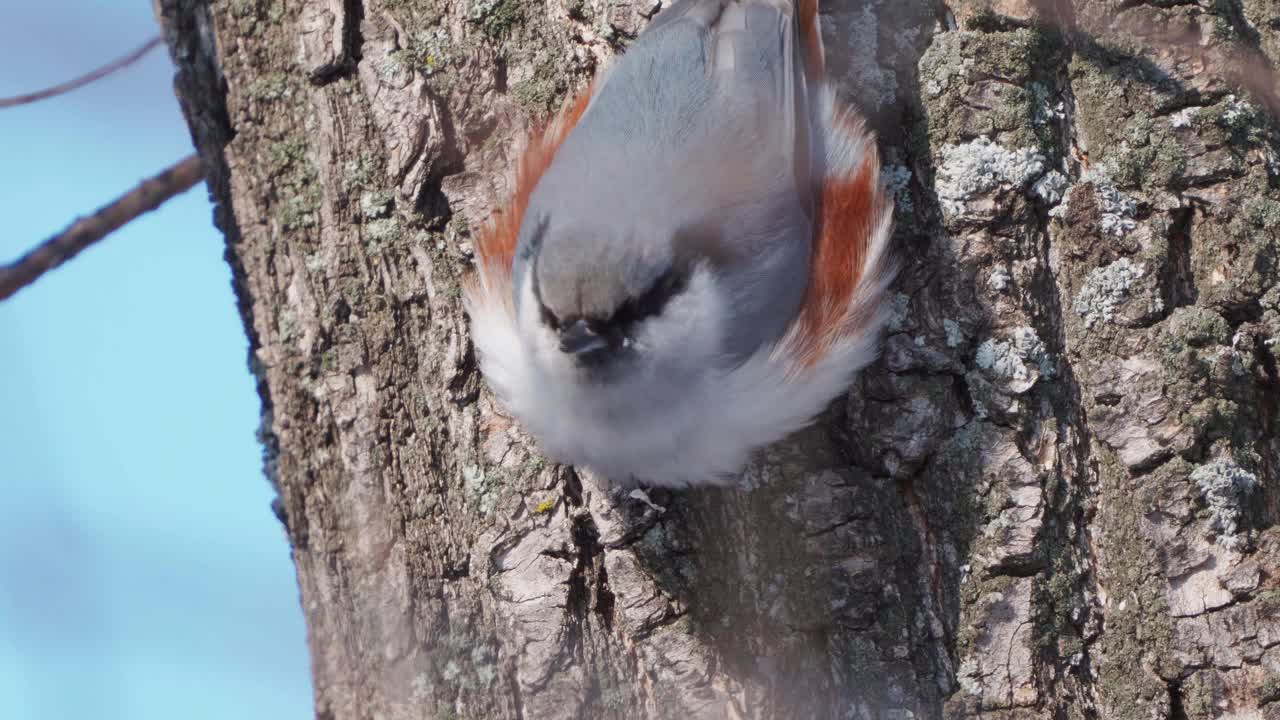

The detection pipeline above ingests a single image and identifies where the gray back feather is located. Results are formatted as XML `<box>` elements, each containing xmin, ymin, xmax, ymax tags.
<box><xmin>516</xmin><ymin>0</ymin><xmax>814</xmax><ymax>360</ymax></box>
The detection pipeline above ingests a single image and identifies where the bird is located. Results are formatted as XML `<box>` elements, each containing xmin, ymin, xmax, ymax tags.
<box><xmin>463</xmin><ymin>0</ymin><xmax>895</xmax><ymax>487</ymax></box>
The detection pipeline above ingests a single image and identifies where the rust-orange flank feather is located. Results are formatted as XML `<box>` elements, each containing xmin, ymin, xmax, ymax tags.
<box><xmin>473</xmin><ymin>87</ymin><xmax>594</xmax><ymax>284</ymax></box>
<box><xmin>790</xmin><ymin>129</ymin><xmax>887</xmax><ymax>368</ymax></box>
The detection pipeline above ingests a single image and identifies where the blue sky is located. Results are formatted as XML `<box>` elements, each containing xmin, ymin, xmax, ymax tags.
<box><xmin>1</xmin><ymin>3</ymin><xmax>312</xmax><ymax>718</ymax></box>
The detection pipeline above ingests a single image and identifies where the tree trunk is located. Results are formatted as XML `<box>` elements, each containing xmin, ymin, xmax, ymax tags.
<box><xmin>155</xmin><ymin>0</ymin><xmax>1280</xmax><ymax>716</ymax></box>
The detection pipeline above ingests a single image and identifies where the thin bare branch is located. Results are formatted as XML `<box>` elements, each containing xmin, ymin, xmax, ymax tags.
<box><xmin>0</xmin><ymin>36</ymin><xmax>163</xmax><ymax>110</ymax></box>
<box><xmin>0</xmin><ymin>154</ymin><xmax>206</xmax><ymax>301</ymax></box>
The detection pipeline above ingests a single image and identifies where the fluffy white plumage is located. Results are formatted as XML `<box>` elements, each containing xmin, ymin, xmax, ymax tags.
<box><xmin>464</xmin><ymin>84</ymin><xmax>894</xmax><ymax>486</ymax></box>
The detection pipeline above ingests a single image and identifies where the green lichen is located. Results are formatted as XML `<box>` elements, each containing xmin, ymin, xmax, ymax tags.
<box><xmin>380</xmin><ymin>0</ymin><xmax>463</xmax><ymax>90</ymax></box>
<box><xmin>1241</xmin><ymin>194</ymin><xmax>1280</xmax><ymax>230</ymax></box>
<box><xmin>397</xmin><ymin>28</ymin><xmax>456</xmax><ymax>77</ymax></box>
<box><xmin>463</xmin><ymin>464</ymin><xmax>502</xmax><ymax>515</ymax></box>
<box><xmin>365</xmin><ymin>218</ymin><xmax>403</xmax><ymax>253</ymax></box>
<box><xmin>267</xmin><ymin>136</ymin><xmax>308</xmax><ymax>173</ymax></box>
<box><xmin>360</xmin><ymin>191</ymin><xmax>395</xmax><ymax>219</ymax></box>
<box><xmin>1197</xmin><ymin>399</ymin><xmax>1255</xmax><ymax>461</ymax></box>
<box><xmin>472</xmin><ymin>0</ymin><xmax>525</xmax><ymax>38</ymax></box>
<box><xmin>514</xmin><ymin>50</ymin><xmax>570</xmax><ymax>114</ymax></box>
<box><xmin>1031</xmin><ymin>557</ymin><xmax>1080</xmax><ymax>653</ymax></box>
<box><xmin>962</xmin><ymin>7</ymin><xmax>1019</xmax><ymax>32</ymax></box>
<box><xmin>522</xmin><ymin>456</ymin><xmax>547</xmax><ymax>476</ymax></box>
<box><xmin>265</xmin><ymin>1</ymin><xmax>284</xmax><ymax>24</ymax></box>
<box><xmin>1213</xmin><ymin>94</ymin><xmax>1265</xmax><ymax>142</ymax></box>
<box><xmin>1164</xmin><ymin>307</ymin><xmax>1232</xmax><ymax>349</ymax></box>
<box><xmin>231</xmin><ymin>0</ymin><xmax>282</xmax><ymax>34</ymax></box>
<box><xmin>1181</xmin><ymin>672</ymin><xmax>1216</xmax><ymax>719</ymax></box>
<box><xmin>1105</xmin><ymin>130</ymin><xmax>1188</xmax><ymax>189</ymax></box>
<box><xmin>279</xmin><ymin>193</ymin><xmax>318</xmax><ymax>229</ymax></box>
<box><xmin>1157</xmin><ymin>314</ymin><xmax>1231</xmax><ymax>384</ymax></box>
<box><xmin>277</xmin><ymin>308</ymin><xmax>297</xmax><ymax>343</ymax></box>
<box><xmin>248</xmin><ymin>73</ymin><xmax>290</xmax><ymax>102</ymax></box>
<box><xmin>919</xmin><ymin>28</ymin><xmax>1065</xmax><ymax>150</ymax></box>
<box><xmin>1094</xmin><ymin>455</ymin><xmax>1179</xmax><ymax>718</ymax></box>
<box><xmin>343</xmin><ymin>153</ymin><xmax>381</xmax><ymax>194</ymax></box>
<box><xmin>451</xmin><ymin>211</ymin><xmax>472</xmax><ymax>238</ymax></box>
<box><xmin>320</xmin><ymin>348</ymin><xmax>338</xmax><ymax>372</ymax></box>
<box><xmin>460</xmin><ymin>0</ymin><xmax>530</xmax><ymax>46</ymax></box>
<box><xmin>267</xmin><ymin>137</ymin><xmax>321</xmax><ymax>229</ymax></box>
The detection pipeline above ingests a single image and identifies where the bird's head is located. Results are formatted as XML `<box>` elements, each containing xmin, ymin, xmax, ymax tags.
<box><xmin>513</xmin><ymin>214</ymin><xmax>730</xmax><ymax>385</ymax></box>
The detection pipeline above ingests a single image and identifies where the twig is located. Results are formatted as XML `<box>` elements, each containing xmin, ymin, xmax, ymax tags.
<box><xmin>0</xmin><ymin>36</ymin><xmax>163</xmax><ymax>110</ymax></box>
<box><xmin>0</xmin><ymin>154</ymin><xmax>206</xmax><ymax>301</ymax></box>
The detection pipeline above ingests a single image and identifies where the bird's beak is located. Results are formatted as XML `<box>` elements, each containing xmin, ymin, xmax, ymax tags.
<box><xmin>559</xmin><ymin>319</ymin><xmax>611</xmax><ymax>356</ymax></box>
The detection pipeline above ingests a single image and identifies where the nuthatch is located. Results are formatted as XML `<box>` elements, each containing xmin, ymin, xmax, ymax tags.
<box><xmin>464</xmin><ymin>0</ymin><xmax>895</xmax><ymax>486</ymax></box>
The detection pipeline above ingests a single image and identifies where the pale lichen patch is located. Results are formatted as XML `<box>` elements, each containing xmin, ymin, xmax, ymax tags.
<box><xmin>1051</xmin><ymin>168</ymin><xmax>1139</xmax><ymax>235</ymax></box>
<box><xmin>1088</xmin><ymin>176</ymin><xmax>1139</xmax><ymax>237</ymax></box>
<box><xmin>881</xmin><ymin>163</ymin><xmax>914</xmax><ymax>214</ymax></box>
<box><xmin>1073</xmin><ymin>258</ymin><xmax>1145</xmax><ymax>328</ymax></box>
<box><xmin>1031</xmin><ymin>170</ymin><xmax>1068</xmax><ymax>206</ymax></box>
<box><xmin>1190</xmin><ymin>457</ymin><xmax>1258</xmax><ymax>549</ymax></box>
<box><xmin>1170</xmin><ymin>106</ymin><xmax>1199</xmax><ymax>129</ymax></box>
<box><xmin>987</xmin><ymin>267</ymin><xmax>1012</xmax><ymax>292</ymax></box>
<box><xmin>974</xmin><ymin>326</ymin><xmax>1052</xmax><ymax>393</ymax></box>
<box><xmin>887</xmin><ymin>292</ymin><xmax>912</xmax><ymax>333</ymax></box>
<box><xmin>936</xmin><ymin>136</ymin><xmax>1048</xmax><ymax>216</ymax></box>
<box><xmin>944</xmin><ymin>319</ymin><xmax>964</xmax><ymax>348</ymax></box>
<box><xmin>360</xmin><ymin>190</ymin><xmax>395</xmax><ymax>219</ymax></box>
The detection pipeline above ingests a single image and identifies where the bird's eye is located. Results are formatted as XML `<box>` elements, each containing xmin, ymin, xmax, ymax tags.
<box><xmin>539</xmin><ymin>302</ymin><xmax>561</xmax><ymax>331</ymax></box>
<box><xmin>611</xmin><ymin>267</ymin><xmax>688</xmax><ymax>328</ymax></box>
<box><xmin>529</xmin><ymin>248</ymin><xmax>561</xmax><ymax>331</ymax></box>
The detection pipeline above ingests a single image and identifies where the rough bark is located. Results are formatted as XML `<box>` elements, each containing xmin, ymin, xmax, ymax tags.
<box><xmin>155</xmin><ymin>0</ymin><xmax>1280</xmax><ymax>717</ymax></box>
